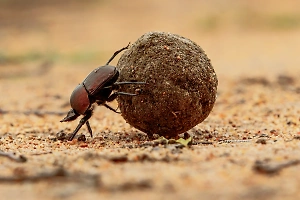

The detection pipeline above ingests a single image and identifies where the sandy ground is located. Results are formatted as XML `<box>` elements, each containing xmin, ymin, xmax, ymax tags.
<box><xmin>0</xmin><ymin>1</ymin><xmax>300</xmax><ymax>200</ymax></box>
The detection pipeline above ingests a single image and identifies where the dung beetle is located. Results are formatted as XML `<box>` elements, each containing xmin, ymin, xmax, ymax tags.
<box><xmin>60</xmin><ymin>44</ymin><xmax>145</xmax><ymax>141</ymax></box>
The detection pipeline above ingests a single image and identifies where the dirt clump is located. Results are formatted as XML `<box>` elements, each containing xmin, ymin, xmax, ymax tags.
<box><xmin>117</xmin><ymin>31</ymin><xmax>218</xmax><ymax>138</ymax></box>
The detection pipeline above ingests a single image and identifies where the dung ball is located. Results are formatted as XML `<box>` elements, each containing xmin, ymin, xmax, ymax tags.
<box><xmin>117</xmin><ymin>31</ymin><xmax>218</xmax><ymax>138</ymax></box>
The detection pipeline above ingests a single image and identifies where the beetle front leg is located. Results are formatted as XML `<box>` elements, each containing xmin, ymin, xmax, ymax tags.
<box><xmin>85</xmin><ymin>121</ymin><xmax>93</xmax><ymax>138</ymax></box>
<box><xmin>68</xmin><ymin>110</ymin><xmax>93</xmax><ymax>141</ymax></box>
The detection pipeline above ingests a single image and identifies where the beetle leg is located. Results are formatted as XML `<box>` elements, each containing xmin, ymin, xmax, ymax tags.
<box><xmin>107</xmin><ymin>92</ymin><xmax>137</xmax><ymax>102</ymax></box>
<box><xmin>115</xmin><ymin>92</ymin><xmax>137</xmax><ymax>96</ymax></box>
<box><xmin>114</xmin><ymin>81</ymin><xmax>146</xmax><ymax>86</ymax></box>
<box><xmin>103</xmin><ymin>103</ymin><xmax>121</xmax><ymax>114</ymax></box>
<box><xmin>102</xmin><ymin>82</ymin><xmax>146</xmax><ymax>90</ymax></box>
<box><xmin>68</xmin><ymin>110</ymin><xmax>93</xmax><ymax>141</ymax></box>
<box><xmin>103</xmin><ymin>92</ymin><xmax>137</xmax><ymax>114</ymax></box>
<box><xmin>95</xmin><ymin>100</ymin><xmax>119</xmax><ymax>113</ymax></box>
<box><xmin>85</xmin><ymin>121</ymin><xmax>93</xmax><ymax>138</ymax></box>
<box><xmin>106</xmin><ymin>43</ymin><xmax>130</xmax><ymax>65</ymax></box>
<box><xmin>106</xmin><ymin>92</ymin><xmax>118</xmax><ymax>102</ymax></box>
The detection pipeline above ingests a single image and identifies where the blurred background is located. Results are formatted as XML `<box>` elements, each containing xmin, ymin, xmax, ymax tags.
<box><xmin>0</xmin><ymin>0</ymin><xmax>299</xmax><ymax>112</ymax></box>
<box><xmin>1</xmin><ymin>0</ymin><xmax>300</xmax><ymax>72</ymax></box>
<box><xmin>0</xmin><ymin>1</ymin><xmax>299</xmax><ymax>199</ymax></box>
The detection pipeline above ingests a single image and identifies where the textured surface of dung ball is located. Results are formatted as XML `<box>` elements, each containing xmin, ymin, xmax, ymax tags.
<box><xmin>117</xmin><ymin>31</ymin><xmax>218</xmax><ymax>138</ymax></box>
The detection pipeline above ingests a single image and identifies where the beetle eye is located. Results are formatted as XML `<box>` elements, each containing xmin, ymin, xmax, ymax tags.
<box><xmin>60</xmin><ymin>109</ymin><xmax>79</xmax><ymax>122</ymax></box>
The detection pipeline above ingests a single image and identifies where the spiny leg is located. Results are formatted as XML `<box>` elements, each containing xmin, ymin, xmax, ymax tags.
<box><xmin>107</xmin><ymin>92</ymin><xmax>137</xmax><ymax>102</ymax></box>
<box><xmin>103</xmin><ymin>103</ymin><xmax>121</xmax><ymax>113</ymax></box>
<box><xmin>102</xmin><ymin>82</ymin><xmax>146</xmax><ymax>90</ymax></box>
<box><xmin>86</xmin><ymin>121</ymin><xmax>93</xmax><ymax>138</ymax></box>
<box><xmin>106</xmin><ymin>43</ymin><xmax>130</xmax><ymax>65</ymax></box>
<box><xmin>113</xmin><ymin>81</ymin><xmax>146</xmax><ymax>86</ymax></box>
<box><xmin>100</xmin><ymin>92</ymin><xmax>139</xmax><ymax>114</ymax></box>
<box><xmin>95</xmin><ymin>99</ymin><xmax>120</xmax><ymax>113</ymax></box>
<box><xmin>68</xmin><ymin>110</ymin><xmax>93</xmax><ymax>141</ymax></box>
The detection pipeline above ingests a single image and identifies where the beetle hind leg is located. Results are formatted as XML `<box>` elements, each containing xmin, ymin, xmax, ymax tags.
<box><xmin>106</xmin><ymin>43</ymin><xmax>130</xmax><ymax>65</ymax></box>
<box><xmin>103</xmin><ymin>103</ymin><xmax>121</xmax><ymax>114</ymax></box>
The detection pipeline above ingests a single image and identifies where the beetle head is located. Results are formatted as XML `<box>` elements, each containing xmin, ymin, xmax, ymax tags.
<box><xmin>60</xmin><ymin>108</ymin><xmax>79</xmax><ymax>122</ymax></box>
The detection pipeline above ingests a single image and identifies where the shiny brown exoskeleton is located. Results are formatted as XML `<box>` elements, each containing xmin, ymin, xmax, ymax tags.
<box><xmin>60</xmin><ymin>44</ymin><xmax>145</xmax><ymax>140</ymax></box>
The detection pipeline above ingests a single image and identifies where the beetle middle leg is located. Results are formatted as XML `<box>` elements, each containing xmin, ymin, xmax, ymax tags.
<box><xmin>99</xmin><ymin>92</ymin><xmax>139</xmax><ymax>114</ymax></box>
<box><xmin>107</xmin><ymin>92</ymin><xmax>137</xmax><ymax>102</ymax></box>
<box><xmin>103</xmin><ymin>103</ymin><xmax>121</xmax><ymax>114</ymax></box>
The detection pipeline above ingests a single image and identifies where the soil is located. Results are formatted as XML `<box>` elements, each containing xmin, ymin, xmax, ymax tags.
<box><xmin>0</xmin><ymin>1</ymin><xmax>300</xmax><ymax>200</ymax></box>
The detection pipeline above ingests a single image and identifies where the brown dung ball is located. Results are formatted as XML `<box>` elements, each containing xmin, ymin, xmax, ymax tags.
<box><xmin>117</xmin><ymin>31</ymin><xmax>218</xmax><ymax>138</ymax></box>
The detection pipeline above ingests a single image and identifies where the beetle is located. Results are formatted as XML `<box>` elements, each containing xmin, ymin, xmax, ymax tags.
<box><xmin>60</xmin><ymin>44</ymin><xmax>145</xmax><ymax>141</ymax></box>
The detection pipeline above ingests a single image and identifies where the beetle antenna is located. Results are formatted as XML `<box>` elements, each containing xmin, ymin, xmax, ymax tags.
<box><xmin>106</xmin><ymin>43</ymin><xmax>130</xmax><ymax>65</ymax></box>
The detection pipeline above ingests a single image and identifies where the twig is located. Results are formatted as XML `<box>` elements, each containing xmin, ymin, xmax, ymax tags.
<box><xmin>23</xmin><ymin>110</ymin><xmax>66</xmax><ymax>117</ymax></box>
<box><xmin>0</xmin><ymin>110</ymin><xmax>65</xmax><ymax>117</ymax></box>
<box><xmin>0</xmin><ymin>167</ymin><xmax>100</xmax><ymax>185</ymax></box>
<box><xmin>0</xmin><ymin>151</ymin><xmax>27</xmax><ymax>163</ymax></box>
<box><xmin>30</xmin><ymin>151</ymin><xmax>53</xmax><ymax>156</ymax></box>
<box><xmin>218</xmin><ymin>139</ymin><xmax>252</xmax><ymax>144</ymax></box>
<box><xmin>0</xmin><ymin>168</ymin><xmax>66</xmax><ymax>183</ymax></box>
<box><xmin>253</xmin><ymin>160</ymin><xmax>300</xmax><ymax>174</ymax></box>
